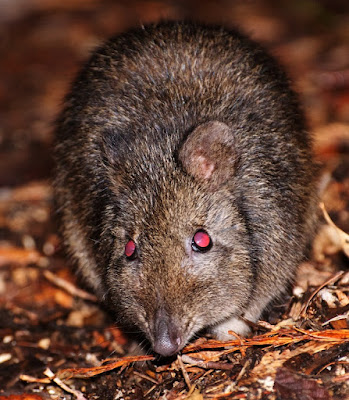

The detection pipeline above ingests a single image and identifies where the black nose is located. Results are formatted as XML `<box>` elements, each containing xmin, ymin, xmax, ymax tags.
<box><xmin>153</xmin><ymin>309</ymin><xmax>182</xmax><ymax>357</ymax></box>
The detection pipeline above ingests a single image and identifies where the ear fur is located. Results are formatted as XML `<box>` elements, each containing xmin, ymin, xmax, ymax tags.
<box><xmin>179</xmin><ymin>121</ymin><xmax>236</xmax><ymax>187</ymax></box>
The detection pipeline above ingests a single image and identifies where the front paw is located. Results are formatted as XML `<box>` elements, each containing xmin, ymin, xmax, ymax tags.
<box><xmin>211</xmin><ymin>316</ymin><xmax>250</xmax><ymax>341</ymax></box>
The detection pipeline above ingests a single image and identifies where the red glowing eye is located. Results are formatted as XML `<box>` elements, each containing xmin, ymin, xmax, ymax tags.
<box><xmin>192</xmin><ymin>230</ymin><xmax>212</xmax><ymax>252</ymax></box>
<box><xmin>125</xmin><ymin>240</ymin><xmax>137</xmax><ymax>259</ymax></box>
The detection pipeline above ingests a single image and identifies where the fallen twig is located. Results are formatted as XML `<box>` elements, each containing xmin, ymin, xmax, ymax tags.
<box><xmin>299</xmin><ymin>270</ymin><xmax>346</xmax><ymax>319</ymax></box>
<box><xmin>56</xmin><ymin>355</ymin><xmax>155</xmax><ymax>380</ymax></box>
<box><xmin>43</xmin><ymin>270</ymin><xmax>97</xmax><ymax>302</ymax></box>
<box><xmin>183</xmin><ymin>328</ymin><xmax>349</xmax><ymax>353</ymax></box>
<box><xmin>181</xmin><ymin>354</ymin><xmax>236</xmax><ymax>370</ymax></box>
<box><xmin>44</xmin><ymin>368</ymin><xmax>88</xmax><ymax>400</ymax></box>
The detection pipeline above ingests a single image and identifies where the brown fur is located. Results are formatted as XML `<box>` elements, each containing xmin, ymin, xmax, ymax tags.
<box><xmin>54</xmin><ymin>21</ymin><xmax>318</xmax><ymax>356</ymax></box>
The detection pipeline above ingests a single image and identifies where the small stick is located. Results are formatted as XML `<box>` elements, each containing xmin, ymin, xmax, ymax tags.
<box><xmin>44</xmin><ymin>368</ymin><xmax>87</xmax><ymax>400</ymax></box>
<box><xmin>181</xmin><ymin>354</ymin><xmax>235</xmax><ymax>371</ymax></box>
<box><xmin>133</xmin><ymin>370</ymin><xmax>159</xmax><ymax>385</ymax></box>
<box><xmin>299</xmin><ymin>270</ymin><xmax>345</xmax><ymax>319</ymax></box>
<box><xmin>177</xmin><ymin>355</ymin><xmax>192</xmax><ymax>391</ymax></box>
<box><xmin>43</xmin><ymin>270</ymin><xmax>97</xmax><ymax>301</ymax></box>
<box><xmin>20</xmin><ymin>374</ymin><xmax>51</xmax><ymax>384</ymax></box>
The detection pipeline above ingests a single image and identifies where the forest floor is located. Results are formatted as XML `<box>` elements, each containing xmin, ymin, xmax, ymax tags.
<box><xmin>0</xmin><ymin>1</ymin><xmax>348</xmax><ymax>399</ymax></box>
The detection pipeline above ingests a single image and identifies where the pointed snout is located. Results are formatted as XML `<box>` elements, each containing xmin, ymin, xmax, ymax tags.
<box><xmin>152</xmin><ymin>308</ymin><xmax>183</xmax><ymax>357</ymax></box>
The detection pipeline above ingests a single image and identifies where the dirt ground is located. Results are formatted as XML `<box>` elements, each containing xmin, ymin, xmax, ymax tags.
<box><xmin>0</xmin><ymin>1</ymin><xmax>348</xmax><ymax>399</ymax></box>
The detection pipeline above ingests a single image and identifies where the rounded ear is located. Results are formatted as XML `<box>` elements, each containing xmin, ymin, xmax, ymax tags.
<box><xmin>178</xmin><ymin>121</ymin><xmax>236</xmax><ymax>187</ymax></box>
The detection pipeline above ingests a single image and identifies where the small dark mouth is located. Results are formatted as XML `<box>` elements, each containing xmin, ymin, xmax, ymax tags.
<box><xmin>152</xmin><ymin>352</ymin><xmax>178</xmax><ymax>365</ymax></box>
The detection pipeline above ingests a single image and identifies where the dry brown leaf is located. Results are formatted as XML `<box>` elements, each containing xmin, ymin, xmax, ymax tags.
<box><xmin>186</xmin><ymin>387</ymin><xmax>204</xmax><ymax>400</ymax></box>
<box><xmin>313</xmin><ymin>123</ymin><xmax>349</xmax><ymax>159</ymax></box>
<box><xmin>0</xmin><ymin>246</ymin><xmax>43</xmax><ymax>267</ymax></box>
<box><xmin>320</xmin><ymin>202</ymin><xmax>349</xmax><ymax>257</ymax></box>
<box><xmin>274</xmin><ymin>367</ymin><xmax>332</xmax><ymax>400</ymax></box>
<box><xmin>241</xmin><ymin>341</ymin><xmax>338</xmax><ymax>385</ymax></box>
